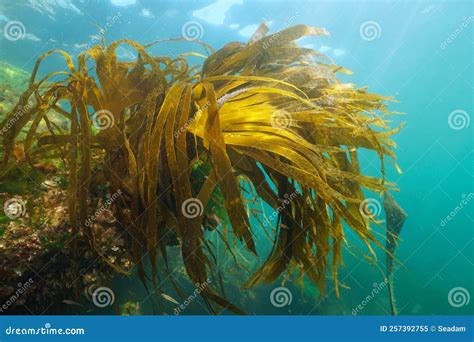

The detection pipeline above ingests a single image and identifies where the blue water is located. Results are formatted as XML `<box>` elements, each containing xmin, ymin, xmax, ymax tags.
<box><xmin>0</xmin><ymin>0</ymin><xmax>472</xmax><ymax>315</ymax></box>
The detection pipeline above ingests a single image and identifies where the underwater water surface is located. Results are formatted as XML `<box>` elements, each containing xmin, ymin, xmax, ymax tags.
<box><xmin>0</xmin><ymin>0</ymin><xmax>472</xmax><ymax>317</ymax></box>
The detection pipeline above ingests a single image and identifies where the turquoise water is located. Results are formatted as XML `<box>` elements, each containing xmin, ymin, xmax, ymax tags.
<box><xmin>0</xmin><ymin>0</ymin><xmax>472</xmax><ymax>315</ymax></box>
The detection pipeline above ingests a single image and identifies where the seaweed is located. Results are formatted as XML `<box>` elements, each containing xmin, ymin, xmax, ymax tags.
<box><xmin>0</xmin><ymin>23</ymin><xmax>403</xmax><ymax>313</ymax></box>
<box><xmin>383</xmin><ymin>191</ymin><xmax>408</xmax><ymax>315</ymax></box>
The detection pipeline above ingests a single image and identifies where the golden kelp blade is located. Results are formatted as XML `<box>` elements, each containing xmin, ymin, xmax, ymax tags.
<box><xmin>0</xmin><ymin>24</ymin><xmax>403</xmax><ymax>313</ymax></box>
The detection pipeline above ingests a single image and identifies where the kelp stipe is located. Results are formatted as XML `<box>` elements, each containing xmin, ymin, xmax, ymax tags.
<box><xmin>0</xmin><ymin>23</ymin><xmax>404</xmax><ymax>314</ymax></box>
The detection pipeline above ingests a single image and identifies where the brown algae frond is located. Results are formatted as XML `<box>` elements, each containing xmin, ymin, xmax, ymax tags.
<box><xmin>0</xmin><ymin>24</ymin><xmax>403</xmax><ymax>313</ymax></box>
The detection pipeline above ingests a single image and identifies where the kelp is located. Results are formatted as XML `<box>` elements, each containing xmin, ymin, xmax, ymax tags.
<box><xmin>383</xmin><ymin>191</ymin><xmax>408</xmax><ymax>315</ymax></box>
<box><xmin>0</xmin><ymin>23</ymin><xmax>403</xmax><ymax>313</ymax></box>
